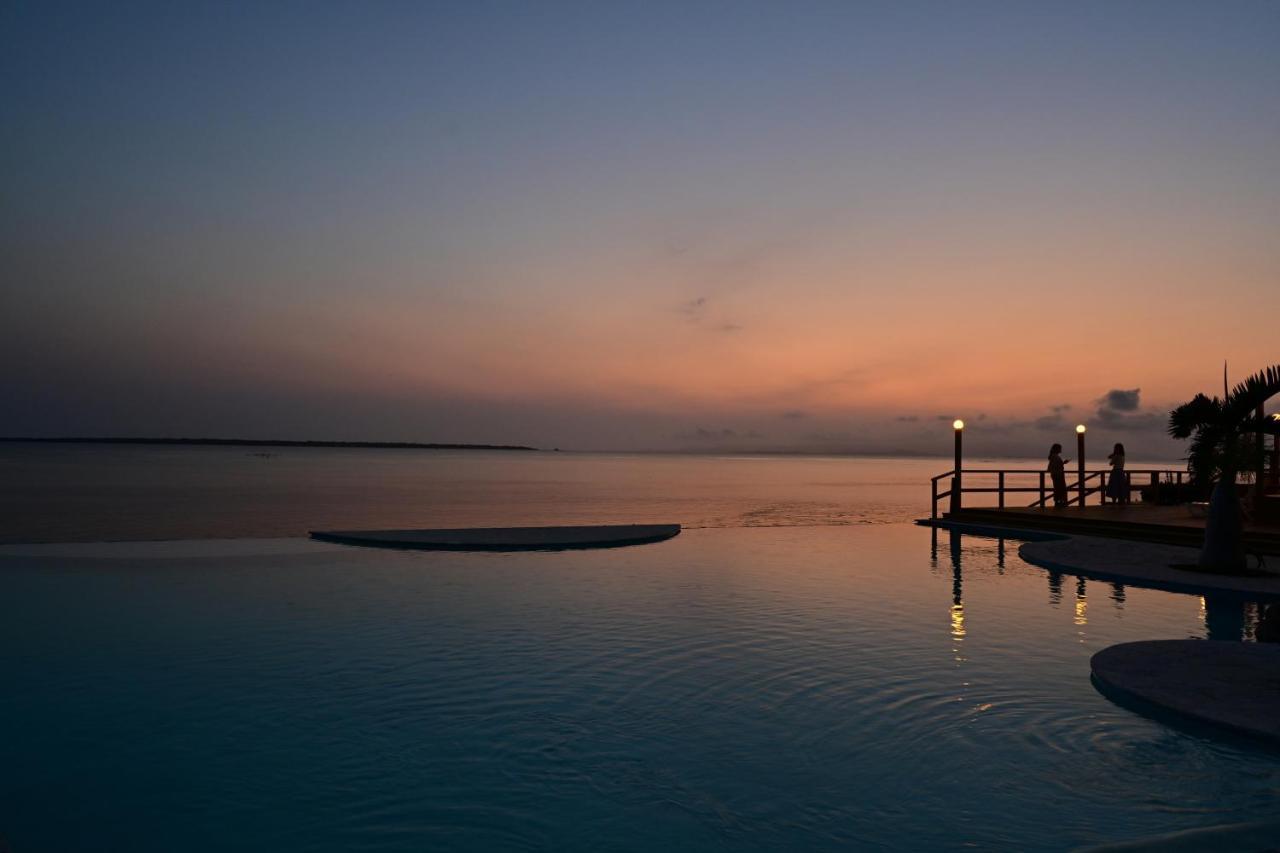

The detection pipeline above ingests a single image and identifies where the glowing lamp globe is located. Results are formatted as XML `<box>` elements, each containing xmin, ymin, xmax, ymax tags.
<box><xmin>953</xmin><ymin>419</ymin><xmax>964</xmax><ymax>431</ymax></box>
<box><xmin>1076</xmin><ymin>424</ymin><xmax>1087</xmax><ymax>434</ymax></box>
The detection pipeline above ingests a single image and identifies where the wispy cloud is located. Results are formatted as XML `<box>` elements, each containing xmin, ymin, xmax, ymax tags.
<box><xmin>678</xmin><ymin>295</ymin><xmax>742</xmax><ymax>333</ymax></box>
<box><xmin>680</xmin><ymin>426</ymin><xmax>763</xmax><ymax>441</ymax></box>
<box><xmin>680</xmin><ymin>296</ymin><xmax>708</xmax><ymax>321</ymax></box>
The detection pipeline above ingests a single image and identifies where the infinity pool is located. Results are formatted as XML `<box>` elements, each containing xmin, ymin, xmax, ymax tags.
<box><xmin>1</xmin><ymin>525</ymin><xmax>1275</xmax><ymax>851</ymax></box>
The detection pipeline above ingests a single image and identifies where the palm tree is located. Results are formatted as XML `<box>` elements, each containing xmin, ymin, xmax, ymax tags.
<box><xmin>1167</xmin><ymin>363</ymin><xmax>1280</xmax><ymax>572</ymax></box>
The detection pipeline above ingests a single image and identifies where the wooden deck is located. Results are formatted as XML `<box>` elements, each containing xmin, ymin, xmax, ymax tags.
<box><xmin>934</xmin><ymin>503</ymin><xmax>1280</xmax><ymax>554</ymax></box>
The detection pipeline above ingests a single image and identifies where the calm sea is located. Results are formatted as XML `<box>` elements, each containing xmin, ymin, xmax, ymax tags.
<box><xmin>0</xmin><ymin>444</ymin><xmax>1111</xmax><ymax>543</ymax></box>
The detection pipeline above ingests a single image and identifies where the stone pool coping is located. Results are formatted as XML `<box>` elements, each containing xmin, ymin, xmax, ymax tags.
<box><xmin>1018</xmin><ymin>535</ymin><xmax>1280</xmax><ymax>599</ymax></box>
<box><xmin>310</xmin><ymin>523</ymin><xmax>682</xmax><ymax>551</ymax></box>
<box><xmin>1091</xmin><ymin>640</ymin><xmax>1280</xmax><ymax>745</ymax></box>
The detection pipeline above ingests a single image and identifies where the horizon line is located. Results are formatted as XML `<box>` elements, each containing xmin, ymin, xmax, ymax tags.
<box><xmin>0</xmin><ymin>436</ymin><xmax>1187</xmax><ymax>463</ymax></box>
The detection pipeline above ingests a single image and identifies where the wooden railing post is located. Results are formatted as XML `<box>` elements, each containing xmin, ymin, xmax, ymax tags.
<box><xmin>1271</xmin><ymin>432</ymin><xmax>1280</xmax><ymax>490</ymax></box>
<box><xmin>998</xmin><ymin>471</ymin><xmax>1005</xmax><ymax>508</ymax></box>
<box><xmin>1257</xmin><ymin>404</ymin><xmax>1266</xmax><ymax>517</ymax></box>
<box><xmin>931</xmin><ymin>478</ymin><xmax>938</xmax><ymax>520</ymax></box>
<box><xmin>1039</xmin><ymin>471</ymin><xmax>1046</xmax><ymax>505</ymax></box>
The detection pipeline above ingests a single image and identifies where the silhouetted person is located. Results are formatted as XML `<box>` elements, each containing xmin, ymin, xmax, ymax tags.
<box><xmin>1106</xmin><ymin>442</ymin><xmax>1128</xmax><ymax>504</ymax></box>
<box><xmin>1047</xmin><ymin>443</ymin><xmax>1069</xmax><ymax>507</ymax></box>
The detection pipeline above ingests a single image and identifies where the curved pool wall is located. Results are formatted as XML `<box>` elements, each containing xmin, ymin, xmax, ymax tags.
<box><xmin>309</xmin><ymin>523</ymin><xmax>682</xmax><ymax>551</ymax></box>
<box><xmin>1</xmin><ymin>524</ymin><xmax>1276</xmax><ymax>852</ymax></box>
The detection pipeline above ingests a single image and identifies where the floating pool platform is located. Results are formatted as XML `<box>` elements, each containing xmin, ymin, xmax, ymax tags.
<box><xmin>1091</xmin><ymin>640</ymin><xmax>1280</xmax><ymax>745</ymax></box>
<box><xmin>310</xmin><ymin>523</ymin><xmax>681</xmax><ymax>551</ymax></box>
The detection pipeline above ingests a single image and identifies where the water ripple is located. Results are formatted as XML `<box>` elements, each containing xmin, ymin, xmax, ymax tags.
<box><xmin>2</xmin><ymin>525</ymin><xmax>1277</xmax><ymax>852</ymax></box>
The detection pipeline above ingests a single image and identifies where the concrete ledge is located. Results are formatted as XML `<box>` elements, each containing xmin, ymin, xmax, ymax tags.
<box><xmin>1091</xmin><ymin>640</ymin><xmax>1280</xmax><ymax>744</ymax></box>
<box><xmin>1019</xmin><ymin>535</ymin><xmax>1280</xmax><ymax>599</ymax></box>
<box><xmin>936</xmin><ymin>506</ymin><xmax>1280</xmax><ymax>554</ymax></box>
<box><xmin>309</xmin><ymin>524</ymin><xmax>681</xmax><ymax>551</ymax></box>
<box><xmin>915</xmin><ymin>517</ymin><xmax>1068</xmax><ymax>542</ymax></box>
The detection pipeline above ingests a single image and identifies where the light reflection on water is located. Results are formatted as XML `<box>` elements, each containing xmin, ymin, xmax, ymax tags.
<box><xmin>1</xmin><ymin>524</ymin><xmax>1277</xmax><ymax>852</ymax></box>
<box><xmin>930</xmin><ymin>526</ymin><xmax>1269</xmax><ymax>645</ymax></box>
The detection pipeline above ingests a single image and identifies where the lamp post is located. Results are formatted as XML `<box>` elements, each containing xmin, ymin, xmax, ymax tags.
<box><xmin>950</xmin><ymin>419</ymin><xmax>964</xmax><ymax>514</ymax></box>
<box><xmin>1076</xmin><ymin>424</ymin><xmax>1087</xmax><ymax>506</ymax></box>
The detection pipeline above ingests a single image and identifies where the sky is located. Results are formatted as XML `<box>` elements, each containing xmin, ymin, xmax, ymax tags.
<box><xmin>3</xmin><ymin>1</ymin><xmax>1278</xmax><ymax>457</ymax></box>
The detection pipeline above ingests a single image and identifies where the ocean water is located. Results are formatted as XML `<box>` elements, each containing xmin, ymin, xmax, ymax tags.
<box><xmin>0</xmin><ymin>448</ymin><xmax>1274</xmax><ymax>852</ymax></box>
<box><xmin>0</xmin><ymin>445</ymin><xmax>1171</xmax><ymax>543</ymax></box>
<box><xmin>0</xmin><ymin>445</ymin><xmax>939</xmax><ymax>543</ymax></box>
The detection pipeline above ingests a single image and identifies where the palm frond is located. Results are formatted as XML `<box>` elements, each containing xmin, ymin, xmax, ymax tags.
<box><xmin>1224</xmin><ymin>364</ymin><xmax>1280</xmax><ymax>426</ymax></box>
<box><xmin>1168</xmin><ymin>393</ymin><xmax>1221</xmax><ymax>438</ymax></box>
<box><xmin>1185</xmin><ymin>427</ymin><xmax>1223</xmax><ymax>490</ymax></box>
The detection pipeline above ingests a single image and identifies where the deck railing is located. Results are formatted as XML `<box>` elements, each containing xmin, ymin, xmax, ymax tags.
<box><xmin>929</xmin><ymin>467</ymin><xmax>1186</xmax><ymax>520</ymax></box>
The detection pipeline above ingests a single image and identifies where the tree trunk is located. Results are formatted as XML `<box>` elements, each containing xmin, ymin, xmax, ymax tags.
<box><xmin>1199</xmin><ymin>471</ymin><xmax>1245</xmax><ymax>573</ymax></box>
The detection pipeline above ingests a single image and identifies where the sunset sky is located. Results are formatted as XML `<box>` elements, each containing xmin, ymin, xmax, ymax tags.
<box><xmin>4</xmin><ymin>2</ymin><xmax>1278</xmax><ymax>456</ymax></box>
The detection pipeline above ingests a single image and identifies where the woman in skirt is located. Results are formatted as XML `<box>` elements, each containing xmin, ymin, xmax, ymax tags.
<box><xmin>1106</xmin><ymin>442</ymin><xmax>1128</xmax><ymax>504</ymax></box>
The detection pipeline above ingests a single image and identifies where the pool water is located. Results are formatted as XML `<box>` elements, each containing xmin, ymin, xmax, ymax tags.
<box><xmin>1</xmin><ymin>525</ymin><xmax>1276</xmax><ymax>852</ymax></box>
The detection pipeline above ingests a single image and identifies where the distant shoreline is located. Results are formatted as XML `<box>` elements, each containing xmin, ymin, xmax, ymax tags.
<box><xmin>0</xmin><ymin>438</ymin><xmax>1183</xmax><ymax>462</ymax></box>
<box><xmin>0</xmin><ymin>437</ymin><xmax>539</xmax><ymax>451</ymax></box>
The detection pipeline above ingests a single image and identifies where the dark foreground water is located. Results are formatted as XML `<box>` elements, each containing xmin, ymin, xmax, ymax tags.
<box><xmin>1</xmin><ymin>525</ymin><xmax>1276</xmax><ymax>852</ymax></box>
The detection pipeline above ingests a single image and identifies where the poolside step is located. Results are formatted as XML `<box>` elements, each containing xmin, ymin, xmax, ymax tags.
<box><xmin>1092</xmin><ymin>640</ymin><xmax>1280</xmax><ymax>744</ymax></box>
